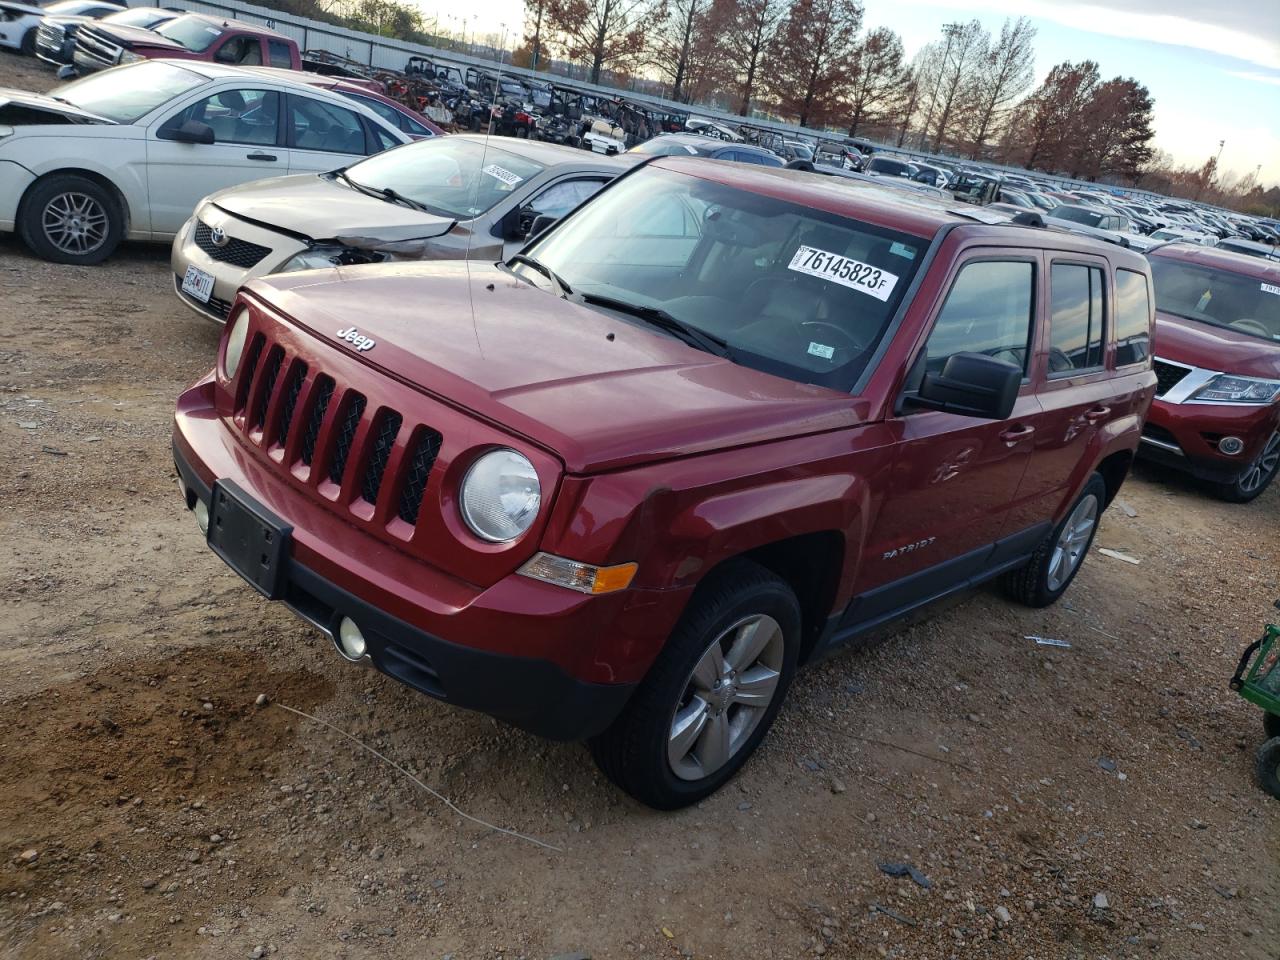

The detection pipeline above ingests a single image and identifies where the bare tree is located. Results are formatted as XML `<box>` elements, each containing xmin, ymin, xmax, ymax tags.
<box><xmin>543</xmin><ymin>0</ymin><xmax>665</xmax><ymax>85</ymax></box>
<box><xmin>918</xmin><ymin>19</ymin><xmax>987</xmax><ymax>153</ymax></box>
<box><xmin>844</xmin><ymin>26</ymin><xmax>904</xmax><ymax>138</ymax></box>
<box><xmin>764</xmin><ymin>0</ymin><xmax>863</xmax><ymax>128</ymax></box>
<box><xmin>651</xmin><ymin>0</ymin><xmax>707</xmax><ymax>101</ymax></box>
<box><xmin>713</xmin><ymin>0</ymin><xmax>787</xmax><ymax>115</ymax></box>
<box><xmin>965</xmin><ymin>16</ymin><xmax>1035</xmax><ymax>159</ymax></box>
<box><xmin>892</xmin><ymin>65</ymin><xmax>920</xmax><ymax>147</ymax></box>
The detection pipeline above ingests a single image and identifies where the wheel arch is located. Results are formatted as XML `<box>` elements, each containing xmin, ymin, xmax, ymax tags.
<box><xmin>18</xmin><ymin>168</ymin><xmax>133</xmax><ymax>236</ymax></box>
<box><xmin>1095</xmin><ymin>449</ymin><xmax>1133</xmax><ymax>508</ymax></box>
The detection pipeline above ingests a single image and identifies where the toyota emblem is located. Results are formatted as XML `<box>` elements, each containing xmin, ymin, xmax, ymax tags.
<box><xmin>209</xmin><ymin>227</ymin><xmax>229</xmax><ymax>248</ymax></box>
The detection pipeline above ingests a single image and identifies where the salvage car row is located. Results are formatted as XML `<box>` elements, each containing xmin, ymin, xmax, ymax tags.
<box><xmin>4</xmin><ymin>51</ymin><xmax>1279</xmax><ymax>809</ymax></box>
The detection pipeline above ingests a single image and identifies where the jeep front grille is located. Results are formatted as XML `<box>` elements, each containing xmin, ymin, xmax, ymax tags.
<box><xmin>1153</xmin><ymin>359</ymin><xmax>1190</xmax><ymax>397</ymax></box>
<box><xmin>194</xmin><ymin>220</ymin><xmax>271</xmax><ymax>269</ymax></box>
<box><xmin>230</xmin><ymin>330</ymin><xmax>444</xmax><ymax>530</ymax></box>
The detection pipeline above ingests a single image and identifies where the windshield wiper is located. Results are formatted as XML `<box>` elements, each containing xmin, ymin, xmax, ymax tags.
<box><xmin>578</xmin><ymin>292</ymin><xmax>730</xmax><ymax>358</ymax></box>
<box><xmin>333</xmin><ymin>171</ymin><xmax>428</xmax><ymax>213</ymax></box>
<box><xmin>509</xmin><ymin>254</ymin><xmax>573</xmax><ymax>298</ymax></box>
<box><xmin>380</xmin><ymin>186</ymin><xmax>430</xmax><ymax>213</ymax></box>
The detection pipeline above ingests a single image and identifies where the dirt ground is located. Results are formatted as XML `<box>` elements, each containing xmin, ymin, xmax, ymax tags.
<box><xmin>1</xmin><ymin>49</ymin><xmax>1277</xmax><ymax>960</ymax></box>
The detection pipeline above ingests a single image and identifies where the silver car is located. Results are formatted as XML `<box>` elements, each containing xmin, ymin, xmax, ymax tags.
<box><xmin>172</xmin><ymin>135</ymin><xmax>635</xmax><ymax>322</ymax></box>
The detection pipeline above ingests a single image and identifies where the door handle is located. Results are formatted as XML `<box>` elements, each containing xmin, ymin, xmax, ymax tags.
<box><xmin>1083</xmin><ymin>405</ymin><xmax>1111</xmax><ymax>423</ymax></box>
<box><xmin>999</xmin><ymin>424</ymin><xmax>1035</xmax><ymax>443</ymax></box>
<box><xmin>246</xmin><ymin>152</ymin><xmax>277</xmax><ymax>161</ymax></box>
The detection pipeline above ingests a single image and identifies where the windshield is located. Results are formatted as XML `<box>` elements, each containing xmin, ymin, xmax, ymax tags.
<box><xmin>104</xmin><ymin>7</ymin><xmax>166</xmax><ymax>25</ymax></box>
<box><xmin>155</xmin><ymin>15</ymin><xmax>224</xmax><ymax>52</ymax></box>
<box><xmin>1149</xmin><ymin>257</ymin><xmax>1280</xmax><ymax>342</ymax></box>
<box><xmin>521</xmin><ymin>167</ymin><xmax>927</xmax><ymax>390</ymax></box>
<box><xmin>52</xmin><ymin>60</ymin><xmax>203</xmax><ymax>123</ymax></box>
<box><xmin>343</xmin><ymin>138</ymin><xmax>544</xmax><ymax>219</ymax></box>
<box><xmin>1054</xmin><ymin>206</ymin><xmax>1104</xmax><ymax>227</ymax></box>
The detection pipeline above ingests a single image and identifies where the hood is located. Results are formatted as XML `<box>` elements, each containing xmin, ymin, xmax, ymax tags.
<box><xmin>0</xmin><ymin>88</ymin><xmax>110</xmax><ymax>124</ymax></box>
<box><xmin>1155</xmin><ymin>312</ymin><xmax>1280</xmax><ymax>380</ymax></box>
<box><xmin>43</xmin><ymin>14</ymin><xmax>90</xmax><ymax>26</ymax></box>
<box><xmin>248</xmin><ymin>262</ymin><xmax>866</xmax><ymax>473</ymax></box>
<box><xmin>0</xmin><ymin>1</ymin><xmax>44</xmax><ymax>14</ymax></box>
<box><xmin>90</xmin><ymin>22</ymin><xmax>185</xmax><ymax>50</ymax></box>
<box><xmin>211</xmin><ymin>173</ymin><xmax>456</xmax><ymax>245</ymax></box>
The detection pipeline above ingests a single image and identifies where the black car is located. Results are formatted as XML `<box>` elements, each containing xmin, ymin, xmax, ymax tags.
<box><xmin>630</xmin><ymin>133</ymin><xmax>784</xmax><ymax>167</ymax></box>
<box><xmin>864</xmin><ymin>156</ymin><xmax>915</xmax><ymax>179</ymax></box>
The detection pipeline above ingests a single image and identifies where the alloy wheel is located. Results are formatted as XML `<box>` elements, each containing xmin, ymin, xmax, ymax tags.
<box><xmin>667</xmin><ymin>613</ymin><xmax>785</xmax><ymax>781</ymax></box>
<box><xmin>42</xmin><ymin>191</ymin><xmax>108</xmax><ymax>257</ymax></box>
<box><xmin>1046</xmin><ymin>493</ymin><xmax>1099</xmax><ymax>592</ymax></box>
<box><xmin>1239</xmin><ymin>431</ymin><xmax>1280</xmax><ymax>495</ymax></box>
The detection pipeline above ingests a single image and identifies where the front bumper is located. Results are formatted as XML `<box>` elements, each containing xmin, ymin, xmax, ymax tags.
<box><xmin>1139</xmin><ymin>397</ymin><xmax>1279</xmax><ymax>482</ymax></box>
<box><xmin>171</xmin><ymin>380</ymin><xmax>686</xmax><ymax>740</ymax></box>
<box><xmin>170</xmin><ymin>208</ymin><xmax>305</xmax><ymax>324</ymax></box>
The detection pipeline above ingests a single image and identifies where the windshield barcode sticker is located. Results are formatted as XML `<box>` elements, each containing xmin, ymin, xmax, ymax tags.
<box><xmin>1263</xmin><ymin>282</ymin><xmax>1280</xmax><ymax>297</ymax></box>
<box><xmin>787</xmin><ymin>246</ymin><xmax>898</xmax><ymax>301</ymax></box>
<box><xmin>482</xmin><ymin>164</ymin><xmax>523</xmax><ymax>187</ymax></box>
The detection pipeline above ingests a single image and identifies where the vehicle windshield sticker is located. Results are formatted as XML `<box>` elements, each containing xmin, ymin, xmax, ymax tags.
<box><xmin>204</xmin><ymin>26</ymin><xmax>220</xmax><ymax>35</ymax></box>
<box><xmin>889</xmin><ymin>242</ymin><xmax>916</xmax><ymax>260</ymax></box>
<box><xmin>787</xmin><ymin>245</ymin><xmax>899</xmax><ymax>301</ymax></box>
<box><xmin>1195</xmin><ymin>289</ymin><xmax>1212</xmax><ymax>312</ymax></box>
<box><xmin>1263</xmin><ymin>282</ymin><xmax>1280</xmax><ymax>297</ymax></box>
<box><xmin>807</xmin><ymin>341</ymin><xmax>835</xmax><ymax>360</ymax></box>
<box><xmin>482</xmin><ymin>164</ymin><xmax>523</xmax><ymax>187</ymax></box>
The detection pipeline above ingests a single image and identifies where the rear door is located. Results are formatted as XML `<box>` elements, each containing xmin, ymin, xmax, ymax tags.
<box><xmin>851</xmin><ymin>254</ymin><xmax>1042</xmax><ymax>620</ymax></box>
<box><xmin>285</xmin><ymin>92</ymin><xmax>378</xmax><ymax>173</ymax></box>
<box><xmin>145</xmin><ymin>84</ymin><xmax>284</xmax><ymax>236</ymax></box>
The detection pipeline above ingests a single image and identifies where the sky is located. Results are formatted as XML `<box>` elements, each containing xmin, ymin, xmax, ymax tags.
<box><xmin>418</xmin><ymin>0</ymin><xmax>1280</xmax><ymax>185</ymax></box>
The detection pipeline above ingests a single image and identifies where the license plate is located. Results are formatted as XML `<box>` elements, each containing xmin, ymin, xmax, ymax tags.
<box><xmin>206</xmin><ymin>480</ymin><xmax>292</xmax><ymax>599</ymax></box>
<box><xmin>181</xmin><ymin>264</ymin><xmax>215</xmax><ymax>304</ymax></box>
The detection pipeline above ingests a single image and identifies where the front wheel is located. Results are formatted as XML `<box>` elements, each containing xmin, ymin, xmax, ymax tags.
<box><xmin>18</xmin><ymin>174</ymin><xmax>123</xmax><ymax>265</ymax></box>
<box><xmin>1256</xmin><ymin>737</ymin><xmax>1280</xmax><ymax>800</ymax></box>
<box><xmin>590</xmin><ymin>560</ymin><xmax>800</xmax><ymax>809</ymax></box>
<box><xmin>1212</xmin><ymin>431</ymin><xmax>1280</xmax><ymax>503</ymax></box>
<box><xmin>20</xmin><ymin>28</ymin><xmax>37</xmax><ymax>56</ymax></box>
<box><xmin>1004</xmin><ymin>473</ymin><xmax>1106</xmax><ymax>608</ymax></box>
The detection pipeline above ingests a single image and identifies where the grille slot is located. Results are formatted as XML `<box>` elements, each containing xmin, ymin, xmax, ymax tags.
<box><xmin>1153</xmin><ymin>359</ymin><xmax>1190</xmax><ymax>397</ymax></box>
<box><xmin>277</xmin><ymin>362</ymin><xmax>308</xmax><ymax>447</ymax></box>
<box><xmin>327</xmin><ymin>393</ymin><xmax>367</xmax><ymax>485</ymax></box>
<box><xmin>235</xmin><ymin>334</ymin><xmax>266</xmax><ymax>412</ymax></box>
<box><xmin>300</xmin><ymin>377</ymin><xmax>334</xmax><ymax>466</ymax></box>
<box><xmin>253</xmin><ymin>347</ymin><xmax>284</xmax><ymax>430</ymax></box>
<box><xmin>194</xmin><ymin>220</ymin><xmax>271</xmax><ymax>269</ymax></box>
<box><xmin>397</xmin><ymin>429</ymin><xmax>443</xmax><ymax>525</ymax></box>
<box><xmin>361</xmin><ymin>411</ymin><xmax>403</xmax><ymax>505</ymax></box>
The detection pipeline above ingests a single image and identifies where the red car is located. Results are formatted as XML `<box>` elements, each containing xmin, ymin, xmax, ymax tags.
<box><xmin>173</xmin><ymin>162</ymin><xmax>1155</xmax><ymax>807</ymax></box>
<box><xmin>279</xmin><ymin>71</ymin><xmax>447</xmax><ymax>140</ymax></box>
<box><xmin>73</xmin><ymin>12</ymin><xmax>300</xmax><ymax>74</ymax></box>
<box><xmin>1140</xmin><ymin>244</ymin><xmax>1280</xmax><ymax>501</ymax></box>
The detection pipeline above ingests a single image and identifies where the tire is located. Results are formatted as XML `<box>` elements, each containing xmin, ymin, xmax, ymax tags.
<box><xmin>1264</xmin><ymin>711</ymin><xmax>1280</xmax><ymax>741</ymax></box>
<box><xmin>589</xmin><ymin>560</ymin><xmax>801</xmax><ymax>810</ymax></box>
<box><xmin>20</xmin><ymin>28</ymin><xmax>37</xmax><ymax>56</ymax></box>
<box><xmin>1211</xmin><ymin>431</ymin><xmax>1280</xmax><ymax>503</ymax></box>
<box><xmin>1004</xmin><ymin>473</ymin><xmax>1107</xmax><ymax>608</ymax></box>
<box><xmin>1255</xmin><ymin>737</ymin><xmax>1280</xmax><ymax>800</ymax></box>
<box><xmin>18</xmin><ymin>174</ymin><xmax>123</xmax><ymax>265</ymax></box>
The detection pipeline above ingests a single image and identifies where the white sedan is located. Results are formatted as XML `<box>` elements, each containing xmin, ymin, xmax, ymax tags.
<box><xmin>0</xmin><ymin>0</ymin><xmax>121</xmax><ymax>54</ymax></box>
<box><xmin>0</xmin><ymin>59</ymin><xmax>411</xmax><ymax>263</ymax></box>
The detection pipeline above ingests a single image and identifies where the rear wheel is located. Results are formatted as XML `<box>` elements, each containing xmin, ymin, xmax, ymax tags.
<box><xmin>18</xmin><ymin>174</ymin><xmax>122</xmax><ymax>265</ymax></box>
<box><xmin>590</xmin><ymin>560</ymin><xmax>800</xmax><ymax>809</ymax></box>
<box><xmin>1255</xmin><ymin>737</ymin><xmax>1280</xmax><ymax>800</ymax></box>
<box><xmin>1004</xmin><ymin>474</ymin><xmax>1106</xmax><ymax>608</ymax></box>
<box><xmin>1264</xmin><ymin>711</ymin><xmax>1280</xmax><ymax>741</ymax></box>
<box><xmin>1212</xmin><ymin>431</ymin><xmax>1280</xmax><ymax>503</ymax></box>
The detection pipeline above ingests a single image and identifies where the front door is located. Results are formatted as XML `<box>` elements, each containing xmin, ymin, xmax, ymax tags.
<box><xmin>146</xmin><ymin>86</ymin><xmax>283</xmax><ymax>236</ymax></box>
<box><xmin>849</xmin><ymin>255</ymin><xmax>1042</xmax><ymax>625</ymax></box>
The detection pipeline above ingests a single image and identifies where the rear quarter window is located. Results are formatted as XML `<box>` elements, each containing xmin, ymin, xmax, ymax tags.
<box><xmin>1114</xmin><ymin>268</ymin><xmax>1152</xmax><ymax>367</ymax></box>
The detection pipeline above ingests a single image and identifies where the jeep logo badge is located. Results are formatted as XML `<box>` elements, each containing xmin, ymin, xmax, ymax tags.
<box><xmin>336</xmin><ymin>327</ymin><xmax>376</xmax><ymax>352</ymax></box>
<box><xmin>209</xmin><ymin>226</ymin><xmax>229</xmax><ymax>248</ymax></box>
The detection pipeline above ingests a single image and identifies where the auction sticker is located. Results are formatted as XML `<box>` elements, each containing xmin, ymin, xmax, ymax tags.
<box><xmin>482</xmin><ymin>164</ymin><xmax>523</xmax><ymax>187</ymax></box>
<box><xmin>787</xmin><ymin>245</ymin><xmax>898</xmax><ymax>301</ymax></box>
<box><xmin>1262</xmin><ymin>282</ymin><xmax>1280</xmax><ymax>296</ymax></box>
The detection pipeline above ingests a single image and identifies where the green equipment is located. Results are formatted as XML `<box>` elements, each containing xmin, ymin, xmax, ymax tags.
<box><xmin>1229</xmin><ymin>602</ymin><xmax>1280</xmax><ymax>799</ymax></box>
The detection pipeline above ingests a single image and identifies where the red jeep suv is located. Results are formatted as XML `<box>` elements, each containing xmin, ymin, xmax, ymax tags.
<box><xmin>1141</xmin><ymin>244</ymin><xmax>1280</xmax><ymax>501</ymax></box>
<box><xmin>173</xmin><ymin>161</ymin><xmax>1156</xmax><ymax>808</ymax></box>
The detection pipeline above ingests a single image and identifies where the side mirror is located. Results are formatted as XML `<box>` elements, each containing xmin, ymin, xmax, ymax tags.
<box><xmin>161</xmin><ymin>120</ymin><xmax>215</xmax><ymax>145</ymax></box>
<box><xmin>910</xmin><ymin>352</ymin><xmax>1020</xmax><ymax>420</ymax></box>
<box><xmin>528</xmin><ymin>214</ymin><xmax>558</xmax><ymax>240</ymax></box>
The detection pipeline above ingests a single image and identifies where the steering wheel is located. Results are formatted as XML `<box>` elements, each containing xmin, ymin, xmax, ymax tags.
<box><xmin>1047</xmin><ymin>346</ymin><xmax>1074</xmax><ymax>373</ymax></box>
<box><xmin>1231</xmin><ymin>318</ymin><xmax>1271</xmax><ymax>338</ymax></box>
<box><xmin>800</xmin><ymin>320</ymin><xmax>866</xmax><ymax>354</ymax></box>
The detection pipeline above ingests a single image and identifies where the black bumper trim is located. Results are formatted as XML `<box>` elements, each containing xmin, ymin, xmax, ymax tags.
<box><xmin>172</xmin><ymin>438</ymin><xmax>634</xmax><ymax>741</ymax></box>
<box><xmin>1136</xmin><ymin>440</ymin><xmax>1242</xmax><ymax>483</ymax></box>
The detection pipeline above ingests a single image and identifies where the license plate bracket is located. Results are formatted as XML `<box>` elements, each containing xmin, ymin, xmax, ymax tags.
<box><xmin>181</xmin><ymin>264</ymin><xmax>215</xmax><ymax>304</ymax></box>
<box><xmin>207</xmin><ymin>480</ymin><xmax>292</xmax><ymax>599</ymax></box>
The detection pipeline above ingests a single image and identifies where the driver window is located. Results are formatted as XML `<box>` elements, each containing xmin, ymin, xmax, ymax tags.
<box><xmin>924</xmin><ymin>260</ymin><xmax>1034</xmax><ymax>375</ymax></box>
<box><xmin>526</xmin><ymin>179</ymin><xmax>607</xmax><ymax>221</ymax></box>
<box><xmin>158</xmin><ymin>89</ymin><xmax>279</xmax><ymax>146</ymax></box>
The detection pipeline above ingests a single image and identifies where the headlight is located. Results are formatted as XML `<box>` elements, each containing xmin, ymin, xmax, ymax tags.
<box><xmin>1190</xmin><ymin>374</ymin><xmax>1280</xmax><ymax>404</ymax></box>
<box><xmin>460</xmin><ymin>449</ymin><xmax>540</xmax><ymax>542</ymax></box>
<box><xmin>279</xmin><ymin>246</ymin><xmax>347</xmax><ymax>273</ymax></box>
<box><xmin>118</xmin><ymin>50</ymin><xmax>142</xmax><ymax>63</ymax></box>
<box><xmin>223</xmin><ymin>307</ymin><xmax>250</xmax><ymax>378</ymax></box>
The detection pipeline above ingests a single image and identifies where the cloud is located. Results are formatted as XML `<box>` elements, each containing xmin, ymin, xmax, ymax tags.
<box><xmin>1228</xmin><ymin>70</ymin><xmax>1280</xmax><ymax>87</ymax></box>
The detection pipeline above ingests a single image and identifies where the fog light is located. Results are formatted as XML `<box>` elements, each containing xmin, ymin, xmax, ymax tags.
<box><xmin>336</xmin><ymin>617</ymin><xmax>368</xmax><ymax>661</ymax></box>
<box><xmin>1219</xmin><ymin>436</ymin><xmax>1244</xmax><ymax>456</ymax></box>
<box><xmin>193</xmin><ymin>499</ymin><xmax>209</xmax><ymax>534</ymax></box>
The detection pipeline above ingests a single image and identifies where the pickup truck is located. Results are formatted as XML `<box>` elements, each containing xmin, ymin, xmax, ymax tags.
<box><xmin>73</xmin><ymin>11</ymin><xmax>300</xmax><ymax>75</ymax></box>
